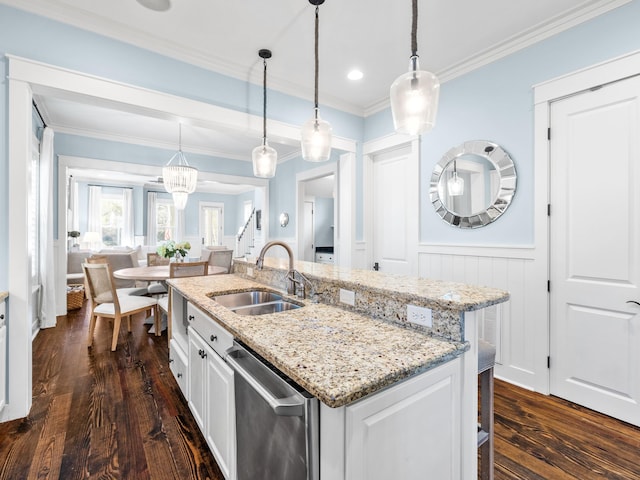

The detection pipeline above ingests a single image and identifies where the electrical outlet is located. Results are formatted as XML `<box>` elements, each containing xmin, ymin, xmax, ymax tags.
<box><xmin>407</xmin><ymin>304</ymin><xmax>432</xmax><ymax>327</ymax></box>
<box><xmin>339</xmin><ymin>288</ymin><xmax>356</xmax><ymax>306</ymax></box>
<box><xmin>247</xmin><ymin>267</ymin><xmax>254</xmax><ymax>277</ymax></box>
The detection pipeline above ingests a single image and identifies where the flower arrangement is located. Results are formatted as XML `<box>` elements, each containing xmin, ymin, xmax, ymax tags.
<box><xmin>157</xmin><ymin>240</ymin><xmax>191</xmax><ymax>260</ymax></box>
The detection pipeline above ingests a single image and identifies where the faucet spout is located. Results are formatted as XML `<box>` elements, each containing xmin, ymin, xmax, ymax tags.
<box><xmin>256</xmin><ymin>241</ymin><xmax>296</xmax><ymax>294</ymax></box>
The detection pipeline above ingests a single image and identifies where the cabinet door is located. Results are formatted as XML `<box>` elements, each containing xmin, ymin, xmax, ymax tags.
<box><xmin>205</xmin><ymin>350</ymin><xmax>235</xmax><ymax>480</ymax></box>
<box><xmin>345</xmin><ymin>359</ymin><xmax>460</xmax><ymax>480</ymax></box>
<box><xmin>169</xmin><ymin>338</ymin><xmax>188</xmax><ymax>398</ymax></box>
<box><xmin>187</xmin><ymin>326</ymin><xmax>210</xmax><ymax>432</ymax></box>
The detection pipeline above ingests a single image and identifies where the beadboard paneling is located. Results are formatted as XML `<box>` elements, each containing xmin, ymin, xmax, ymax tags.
<box><xmin>419</xmin><ymin>246</ymin><xmax>546</xmax><ymax>391</ymax></box>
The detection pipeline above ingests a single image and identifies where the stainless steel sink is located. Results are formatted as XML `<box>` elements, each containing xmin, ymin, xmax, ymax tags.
<box><xmin>231</xmin><ymin>301</ymin><xmax>302</xmax><ymax>316</ymax></box>
<box><xmin>213</xmin><ymin>290</ymin><xmax>282</xmax><ymax>308</ymax></box>
<box><xmin>212</xmin><ymin>289</ymin><xmax>302</xmax><ymax>315</ymax></box>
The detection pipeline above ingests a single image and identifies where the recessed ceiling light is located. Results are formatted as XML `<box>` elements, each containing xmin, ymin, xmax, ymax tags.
<box><xmin>347</xmin><ymin>69</ymin><xmax>363</xmax><ymax>81</ymax></box>
<box><xmin>136</xmin><ymin>0</ymin><xmax>171</xmax><ymax>12</ymax></box>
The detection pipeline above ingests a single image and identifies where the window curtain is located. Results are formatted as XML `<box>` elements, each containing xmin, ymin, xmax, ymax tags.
<box><xmin>87</xmin><ymin>185</ymin><xmax>102</xmax><ymax>236</ymax></box>
<box><xmin>122</xmin><ymin>188</ymin><xmax>134</xmax><ymax>247</ymax></box>
<box><xmin>147</xmin><ymin>191</ymin><xmax>158</xmax><ymax>246</ymax></box>
<box><xmin>39</xmin><ymin>127</ymin><xmax>56</xmax><ymax>328</ymax></box>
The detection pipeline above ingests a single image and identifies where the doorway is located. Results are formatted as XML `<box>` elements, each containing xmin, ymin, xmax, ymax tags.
<box><xmin>200</xmin><ymin>202</ymin><xmax>224</xmax><ymax>247</ymax></box>
<box><xmin>298</xmin><ymin>172</ymin><xmax>335</xmax><ymax>263</ymax></box>
<box><xmin>549</xmin><ymin>73</ymin><xmax>640</xmax><ymax>426</ymax></box>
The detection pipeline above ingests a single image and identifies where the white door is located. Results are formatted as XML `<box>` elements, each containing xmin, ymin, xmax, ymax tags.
<box><xmin>199</xmin><ymin>202</ymin><xmax>223</xmax><ymax>247</ymax></box>
<box><xmin>549</xmin><ymin>74</ymin><xmax>640</xmax><ymax>426</ymax></box>
<box><xmin>371</xmin><ymin>144</ymin><xmax>418</xmax><ymax>275</ymax></box>
<box><xmin>303</xmin><ymin>201</ymin><xmax>315</xmax><ymax>262</ymax></box>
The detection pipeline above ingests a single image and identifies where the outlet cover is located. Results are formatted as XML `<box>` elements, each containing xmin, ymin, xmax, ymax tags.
<box><xmin>407</xmin><ymin>304</ymin><xmax>433</xmax><ymax>328</ymax></box>
<box><xmin>339</xmin><ymin>288</ymin><xmax>356</xmax><ymax>306</ymax></box>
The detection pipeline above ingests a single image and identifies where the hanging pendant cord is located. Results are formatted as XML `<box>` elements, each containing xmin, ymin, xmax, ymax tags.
<box><xmin>411</xmin><ymin>0</ymin><xmax>418</xmax><ymax>57</ymax></box>
<box><xmin>314</xmin><ymin>5</ymin><xmax>319</xmax><ymax>117</ymax></box>
<box><xmin>262</xmin><ymin>58</ymin><xmax>268</xmax><ymax>144</ymax></box>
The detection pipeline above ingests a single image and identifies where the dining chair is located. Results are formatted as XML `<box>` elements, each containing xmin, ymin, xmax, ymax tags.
<box><xmin>147</xmin><ymin>252</ymin><xmax>170</xmax><ymax>266</ymax></box>
<box><xmin>158</xmin><ymin>261</ymin><xmax>208</xmax><ymax>329</ymax></box>
<box><xmin>207</xmin><ymin>249</ymin><xmax>233</xmax><ymax>274</ymax></box>
<box><xmin>147</xmin><ymin>253</ymin><xmax>171</xmax><ymax>296</ymax></box>
<box><xmin>83</xmin><ymin>262</ymin><xmax>160</xmax><ymax>351</ymax></box>
<box><xmin>86</xmin><ymin>255</ymin><xmax>148</xmax><ymax>297</ymax></box>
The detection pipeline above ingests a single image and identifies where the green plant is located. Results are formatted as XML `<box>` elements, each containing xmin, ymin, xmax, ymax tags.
<box><xmin>157</xmin><ymin>240</ymin><xmax>191</xmax><ymax>259</ymax></box>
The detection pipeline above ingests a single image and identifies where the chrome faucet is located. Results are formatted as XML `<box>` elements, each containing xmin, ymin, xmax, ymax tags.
<box><xmin>256</xmin><ymin>241</ymin><xmax>296</xmax><ymax>295</ymax></box>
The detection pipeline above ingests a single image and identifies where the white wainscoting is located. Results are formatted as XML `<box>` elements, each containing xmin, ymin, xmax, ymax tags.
<box><xmin>418</xmin><ymin>244</ymin><xmax>548</xmax><ymax>393</ymax></box>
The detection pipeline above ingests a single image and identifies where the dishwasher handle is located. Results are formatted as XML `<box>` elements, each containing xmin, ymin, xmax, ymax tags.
<box><xmin>226</xmin><ymin>347</ymin><xmax>305</xmax><ymax>417</ymax></box>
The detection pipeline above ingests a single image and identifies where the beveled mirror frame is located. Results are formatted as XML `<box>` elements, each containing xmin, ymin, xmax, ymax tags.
<box><xmin>429</xmin><ymin>140</ymin><xmax>516</xmax><ymax>228</ymax></box>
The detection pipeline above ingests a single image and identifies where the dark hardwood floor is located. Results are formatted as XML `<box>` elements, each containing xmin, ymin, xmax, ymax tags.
<box><xmin>0</xmin><ymin>301</ymin><xmax>223</xmax><ymax>480</ymax></box>
<box><xmin>0</xmin><ymin>300</ymin><xmax>639</xmax><ymax>479</ymax></box>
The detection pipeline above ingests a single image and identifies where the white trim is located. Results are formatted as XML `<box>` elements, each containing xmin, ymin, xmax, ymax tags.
<box><xmin>534</xmin><ymin>48</ymin><xmax>640</xmax><ymax>103</ymax></box>
<box><xmin>420</xmin><ymin>243</ymin><xmax>536</xmax><ymax>260</ymax></box>
<box><xmin>531</xmin><ymin>49</ymin><xmax>640</xmax><ymax>396</ymax></box>
<box><xmin>5</xmin><ymin>77</ymin><xmax>33</xmax><ymax>421</ymax></box>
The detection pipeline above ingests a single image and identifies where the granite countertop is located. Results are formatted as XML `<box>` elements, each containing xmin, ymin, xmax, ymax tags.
<box><xmin>238</xmin><ymin>257</ymin><xmax>509</xmax><ymax>313</ymax></box>
<box><xmin>0</xmin><ymin>291</ymin><xmax>8</xmax><ymax>302</ymax></box>
<box><xmin>168</xmin><ymin>274</ymin><xmax>467</xmax><ymax>408</ymax></box>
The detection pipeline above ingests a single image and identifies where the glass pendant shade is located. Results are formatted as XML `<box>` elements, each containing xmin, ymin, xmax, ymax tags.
<box><xmin>162</xmin><ymin>147</ymin><xmax>198</xmax><ymax>211</ymax></box>
<box><xmin>390</xmin><ymin>57</ymin><xmax>440</xmax><ymax>135</ymax></box>
<box><xmin>447</xmin><ymin>171</ymin><xmax>464</xmax><ymax>196</ymax></box>
<box><xmin>301</xmin><ymin>110</ymin><xmax>332</xmax><ymax>162</ymax></box>
<box><xmin>252</xmin><ymin>141</ymin><xmax>278</xmax><ymax>178</ymax></box>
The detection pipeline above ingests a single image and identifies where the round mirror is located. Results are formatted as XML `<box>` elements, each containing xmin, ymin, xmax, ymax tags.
<box><xmin>429</xmin><ymin>140</ymin><xmax>516</xmax><ymax>228</ymax></box>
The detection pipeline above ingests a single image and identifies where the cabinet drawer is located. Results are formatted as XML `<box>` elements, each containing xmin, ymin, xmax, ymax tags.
<box><xmin>186</xmin><ymin>303</ymin><xmax>233</xmax><ymax>357</ymax></box>
<box><xmin>169</xmin><ymin>339</ymin><xmax>188</xmax><ymax>397</ymax></box>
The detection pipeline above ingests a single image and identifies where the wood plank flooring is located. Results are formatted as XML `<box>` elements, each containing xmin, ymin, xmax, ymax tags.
<box><xmin>1</xmin><ymin>300</ymin><xmax>639</xmax><ymax>479</ymax></box>
<box><xmin>0</xmin><ymin>301</ymin><xmax>223</xmax><ymax>480</ymax></box>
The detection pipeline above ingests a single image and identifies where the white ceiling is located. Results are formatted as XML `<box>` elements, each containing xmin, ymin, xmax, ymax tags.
<box><xmin>3</xmin><ymin>0</ymin><xmax>628</xmax><ymax>187</ymax></box>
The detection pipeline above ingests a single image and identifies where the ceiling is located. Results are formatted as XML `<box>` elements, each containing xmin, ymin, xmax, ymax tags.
<box><xmin>3</xmin><ymin>0</ymin><xmax>628</xmax><ymax>188</ymax></box>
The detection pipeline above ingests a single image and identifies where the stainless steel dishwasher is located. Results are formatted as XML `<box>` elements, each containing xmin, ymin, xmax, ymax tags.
<box><xmin>226</xmin><ymin>342</ymin><xmax>319</xmax><ymax>480</ymax></box>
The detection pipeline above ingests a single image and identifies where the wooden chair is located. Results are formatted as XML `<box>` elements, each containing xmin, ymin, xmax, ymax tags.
<box><xmin>86</xmin><ymin>255</ymin><xmax>147</xmax><ymax>296</ymax></box>
<box><xmin>207</xmin><ymin>249</ymin><xmax>233</xmax><ymax>274</ymax></box>
<box><xmin>158</xmin><ymin>261</ymin><xmax>208</xmax><ymax>332</ymax></box>
<box><xmin>147</xmin><ymin>252</ymin><xmax>170</xmax><ymax>266</ymax></box>
<box><xmin>146</xmin><ymin>253</ymin><xmax>171</xmax><ymax>295</ymax></box>
<box><xmin>83</xmin><ymin>262</ymin><xmax>160</xmax><ymax>351</ymax></box>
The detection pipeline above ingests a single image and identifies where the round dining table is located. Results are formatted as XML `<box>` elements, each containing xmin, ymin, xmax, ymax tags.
<box><xmin>113</xmin><ymin>264</ymin><xmax>227</xmax><ymax>281</ymax></box>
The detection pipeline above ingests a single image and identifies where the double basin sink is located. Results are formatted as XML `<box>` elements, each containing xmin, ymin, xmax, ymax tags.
<box><xmin>212</xmin><ymin>290</ymin><xmax>303</xmax><ymax>316</ymax></box>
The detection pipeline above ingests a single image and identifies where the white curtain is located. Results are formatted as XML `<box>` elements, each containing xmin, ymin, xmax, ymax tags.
<box><xmin>39</xmin><ymin>127</ymin><xmax>56</xmax><ymax>328</ymax></box>
<box><xmin>87</xmin><ymin>186</ymin><xmax>102</xmax><ymax>234</ymax></box>
<box><xmin>147</xmin><ymin>191</ymin><xmax>158</xmax><ymax>246</ymax></box>
<box><xmin>122</xmin><ymin>188</ymin><xmax>134</xmax><ymax>247</ymax></box>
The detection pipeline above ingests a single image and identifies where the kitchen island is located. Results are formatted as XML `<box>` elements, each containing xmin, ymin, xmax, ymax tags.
<box><xmin>167</xmin><ymin>258</ymin><xmax>509</xmax><ymax>480</ymax></box>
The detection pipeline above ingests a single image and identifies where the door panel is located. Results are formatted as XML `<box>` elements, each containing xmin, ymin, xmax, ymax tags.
<box><xmin>550</xmin><ymin>74</ymin><xmax>640</xmax><ymax>426</ymax></box>
<box><xmin>372</xmin><ymin>145</ymin><xmax>416</xmax><ymax>275</ymax></box>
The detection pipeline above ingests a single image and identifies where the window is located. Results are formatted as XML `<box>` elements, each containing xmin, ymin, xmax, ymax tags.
<box><xmin>155</xmin><ymin>198</ymin><xmax>177</xmax><ymax>243</ymax></box>
<box><xmin>100</xmin><ymin>192</ymin><xmax>124</xmax><ymax>246</ymax></box>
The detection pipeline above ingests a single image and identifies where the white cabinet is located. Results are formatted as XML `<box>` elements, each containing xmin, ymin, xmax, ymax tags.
<box><xmin>186</xmin><ymin>303</ymin><xmax>235</xmax><ymax>480</ymax></box>
<box><xmin>168</xmin><ymin>290</ymin><xmax>189</xmax><ymax>398</ymax></box>
<box><xmin>320</xmin><ymin>357</ymin><xmax>462</xmax><ymax>480</ymax></box>
<box><xmin>0</xmin><ymin>298</ymin><xmax>6</xmax><ymax>414</ymax></box>
<box><xmin>315</xmin><ymin>252</ymin><xmax>334</xmax><ymax>264</ymax></box>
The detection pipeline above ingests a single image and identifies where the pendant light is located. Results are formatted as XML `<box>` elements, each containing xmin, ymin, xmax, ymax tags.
<box><xmin>252</xmin><ymin>49</ymin><xmax>278</xmax><ymax>178</ymax></box>
<box><xmin>301</xmin><ymin>0</ymin><xmax>332</xmax><ymax>163</ymax></box>
<box><xmin>163</xmin><ymin>123</ymin><xmax>198</xmax><ymax>210</ymax></box>
<box><xmin>447</xmin><ymin>160</ymin><xmax>464</xmax><ymax>196</ymax></box>
<box><xmin>390</xmin><ymin>0</ymin><xmax>440</xmax><ymax>135</ymax></box>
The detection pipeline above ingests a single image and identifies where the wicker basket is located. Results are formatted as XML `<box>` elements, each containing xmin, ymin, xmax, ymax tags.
<box><xmin>66</xmin><ymin>284</ymin><xmax>85</xmax><ymax>310</ymax></box>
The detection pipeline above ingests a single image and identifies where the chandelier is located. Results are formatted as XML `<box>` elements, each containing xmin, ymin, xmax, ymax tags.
<box><xmin>163</xmin><ymin>123</ymin><xmax>197</xmax><ymax>210</ymax></box>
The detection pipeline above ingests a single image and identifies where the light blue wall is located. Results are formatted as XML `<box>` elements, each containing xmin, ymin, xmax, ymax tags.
<box><xmin>366</xmin><ymin>1</ymin><xmax>640</xmax><ymax>246</ymax></box>
<box><xmin>1</xmin><ymin>2</ymin><xmax>640</xmax><ymax>289</ymax></box>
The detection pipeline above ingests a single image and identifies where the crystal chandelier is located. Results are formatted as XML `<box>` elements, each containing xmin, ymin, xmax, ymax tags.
<box><xmin>301</xmin><ymin>0</ymin><xmax>332</xmax><ymax>162</ymax></box>
<box><xmin>390</xmin><ymin>0</ymin><xmax>440</xmax><ymax>135</ymax></box>
<box><xmin>252</xmin><ymin>49</ymin><xmax>278</xmax><ymax>178</ymax></box>
<box><xmin>163</xmin><ymin>123</ymin><xmax>197</xmax><ymax>210</ymax></box>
